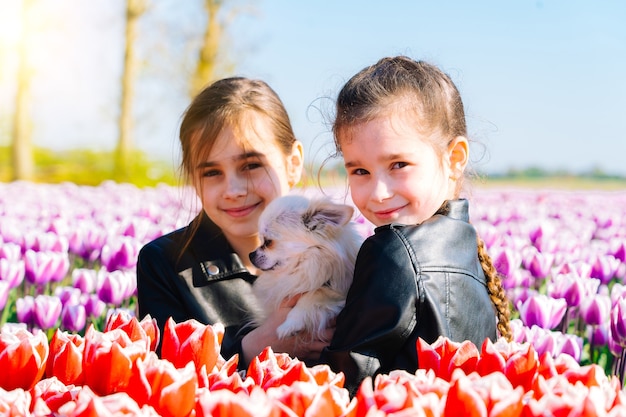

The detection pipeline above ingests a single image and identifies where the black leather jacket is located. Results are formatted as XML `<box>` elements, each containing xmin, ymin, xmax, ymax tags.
<box><xmin>320</xmin><ymin>199</ymin><xmax>497</xmax><ymax>395</ymax></box>
<box><xmin>136</xmin><ymin>213</ymin><xmax>258</xmax><ymax>360</ymax></box>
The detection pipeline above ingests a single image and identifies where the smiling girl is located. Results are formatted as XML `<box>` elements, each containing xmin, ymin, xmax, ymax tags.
<box><xmin>137</xmin><ymin>77</ymin><xmax>329</xmax><ymax>366</ymax></box>
<box><xmin>320</xmin><ymin>56</ymin><xmax>512</xmax><ymax>395</ymax></box>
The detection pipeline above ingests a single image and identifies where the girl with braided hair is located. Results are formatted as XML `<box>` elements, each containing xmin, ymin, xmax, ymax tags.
<box><xmin>320</xmin><ymin>55</ymin><xmax>512</xmax><ymax>395</ymax></box>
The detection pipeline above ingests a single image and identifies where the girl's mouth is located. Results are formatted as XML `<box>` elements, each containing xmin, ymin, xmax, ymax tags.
<box><xmin>223</xmin><ymin>202</ymin><xmax>261</xmax><ymax>218</ymax></box>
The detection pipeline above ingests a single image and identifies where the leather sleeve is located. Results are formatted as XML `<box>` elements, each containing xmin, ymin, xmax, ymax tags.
<box><xmin>320</xmin><ymin>227</ymin><xmax>420</xmax><ymax>395</ymax></box>
<box><xmin>136</xmin><ymin>238</ymin><xmax>190</xmax><ymax>353</ymax></box>
<box><xmin>136</xmin><ymin>235</ymin><xmax>247</xmax><ymax>360</ymax></box>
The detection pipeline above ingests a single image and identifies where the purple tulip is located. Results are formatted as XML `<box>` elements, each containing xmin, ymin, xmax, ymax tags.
<box><xmin>509</xmin><ymin>318</ymin><xmax>527</xmax><ymax>343</ymax></box>
<box><xmin>54</xmin><ymin>286</ymin><xmax>82</xmax><ymax>307</ymax></box>
<box><xmin>492</xmin><ymin>248</ymin><xmax>521</xmax><ymax>278</ymax></box>
<box><xmin>72</xmin><ymin>268</ymin><xmax>98</xmax><ymax>293</ymax></box>
<box><xmin>0</xmin><ymin>242</ymin><xmax>22</xmax><ymax>262</ymax></box>
<box><xmin>609</xmin><ymin>336</ymin><xmax>623</xmax><ymax>357</ymax></box>
<box><xmin>548</xmin><ymin>273</ymin><xmax>600</xmax><ymax>308</ymax></box>
<box><xmin>82</xmin><ymin>293</ymin><xmax>106</xmax><ymax>318</ymax></box>
<box><xmin>0</xmin><ymin>258</ymin><xmax>25</xmax><ymax>289</ymax></box>
<box><xmin>100</xmin><ymin>237</ymin><xmax>139</xmax><ymax>272</ymax></box>
<box><xmin>97</xmin><ymin>270</ymin><xmax>127</xmax><ymax>305</ymax></box>
<box><xmin>16</xmin><ymin>295</ymin><xmax>35</xmax><ymax>325</ymax></box>
<box><xmin>587</xmin><ymin>322</ymin><xmax>610</xmax><ymax>347</ymax></box>
<box><xmin>612</xmin><ymin>239</ymin><xmax>626</xmax><ymax>262</ymax></box>
<box><xmin>579</xmin><ymin>294</ymin><xmax>611</xmax><ymax>326</ymax></box>
<box><xmin>24</xmin><ymin>250</ymin><xmax>70</xmax><ymax>285</ymax></box>
<box><xmin>24</xmin><ymin>231</ymin><xmax>69</xmax><ymax>253</ymax></box>
<box><xmin>524</xmin><ymin>250</ymin><xmax>555</xmax><ymax>279</ymax></box>
<box><xmin>610</xmin><ymin>297</ymin><xmax>626</xmax><ymax>348</ymax></box>
<box><xmin>69</xmin><ymin>224</ymin><xmax>108</xmax><ymax>261</ymax></box>
<box><xmin>555</xmin><ymin>332</ymin><xmax>583</xmax><ymax>362</ymax></box>
<box><xmin>517</xmin><ymin>294</ymin><xmax>567</xmax><ymax>330</ymax></box>
<box><xmin>33</xmin><ymin>294</ymin><xmax>63</xmax><ymax>329</ymax></box>
<box><xmin>589</xmin><ymin>254</ymin><xmax>620</xmax><ymax>284</ymax></box>
<box><xmin>0</xmin><ymin>281</ymin><xmax>9</xmax><ymax>311</ymax></box>
<box><xmin>61</xmin><ymin>303</ymin><xmax>87</xmax><ymax>332</ymax></box>
<box><xmin>525</xmin><ymin>325</ymin><xmax>556</xmax><ymax>357</ymax></box>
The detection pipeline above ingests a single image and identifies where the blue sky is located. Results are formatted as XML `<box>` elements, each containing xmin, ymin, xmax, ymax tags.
<box><xmin>0</xmin><ymin>0</ymin><xmax>625</xmax><ymax>175</ymax></box>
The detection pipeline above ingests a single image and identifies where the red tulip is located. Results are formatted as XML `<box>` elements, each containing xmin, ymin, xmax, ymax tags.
<box><xmin>82</xmin><ymin>324</ymin><xmax>149</xmax><ymax>396</ymax></box>
<box><xmin>31</xmin><ymin>376</ymin><xmax>78</xmax><ymax>415</ymax></box>
<box><xmin>56</xmin><ymin>385</ymin><xmax>150</xmax><ymax>417</ymax></box>
<box><xmin>502</xmin><ymin>342</ymin><xmax>538</xmax><ymax>392</ymax></box>
<box><xmin>246</xmin><ymin>346</ymin><xmax>300</xmax><ymax>389</ymax></box>
<box><xmin>46</xmin><ymin>329</ymin><xmax>85</xmax><ymax>385</ymax></box>
<box><xmin>160</xmin><ymin>318</ymin><xmax>223</xmax><ymax>374</ymax></box>
<box><xmin>0</xmin><ymin>387</ymin><xmax>33</xmax><ymax>417</ymax></box>
<box><xmin>126</xmin><ymin>352</ymin><xmax>197</xmax><ymax>417</ymax></box>
<box><xmin>446</xmin><ymin>370</ymin><xmax>525</xmax><ymax>417</ymax></box>
<box><xmin>105</xmin><ymin>310</ymin><xmax>160</xmax><ymax>352</ymax></box>
<box><xmin>0</xmin><ymin>326</ymin><xmax>49</xmax><ymax>391</ymax></box>
<box><xmin>416</xmin><ymin>336</ymin><xmax>479</xmax><ymax>381</ymax></box>
<box><xmin>195</xmin><ymin>386</ymin><xmax>276</xmax><ymax>417</ymax></box>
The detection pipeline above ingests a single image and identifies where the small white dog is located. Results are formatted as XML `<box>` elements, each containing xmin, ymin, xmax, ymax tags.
<box><xmin>249</xmin><ymin>194</ymin><xmax>363</xmax><ymax>341</ymax></box>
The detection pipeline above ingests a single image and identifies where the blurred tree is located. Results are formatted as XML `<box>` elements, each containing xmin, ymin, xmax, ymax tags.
<box><xmin>115</xmin><ymin>0</ymin><xmax>148</xmax><ymax>182</ymax></box>
<box><xmin>190</xmin><ymin>0</ymin><xmax>244</xmax><ymax>96</ymax></box>
<box><xmin>11</xmin><ymin>0</ymin><xmax>35</xmax><ymax>181</ymax></box>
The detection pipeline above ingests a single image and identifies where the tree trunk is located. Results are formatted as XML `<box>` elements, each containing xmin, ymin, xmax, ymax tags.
<box><xmin>11</xmin><ymin>0</ymin><xmax>34</xmax><ymax>181</ymax></box>
<box><xmin>115</xmin><ymin>0</ymin><xmax>146</xmax><ymax>182</ymax></box>
<box><xmin>190</xmin><ymin>0</ymin><xmax>223</xmax><ymax>97</ymax></box>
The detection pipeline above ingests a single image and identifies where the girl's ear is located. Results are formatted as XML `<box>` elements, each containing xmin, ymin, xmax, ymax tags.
<box><xmin>447</xmin><ymin>136</ymin><xmax>469</xmax><ymax>178</ymax></box>
<box><xmin>287</xmin><ymin>140</ymin><xmax>304</xmax><ymax>187</ymax></box>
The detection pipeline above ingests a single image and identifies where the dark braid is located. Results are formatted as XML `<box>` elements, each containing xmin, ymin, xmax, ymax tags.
<box><xmin>476</xmin><ymin>235</ymin><xmax>512</xmax><ymax>341</ymax></box>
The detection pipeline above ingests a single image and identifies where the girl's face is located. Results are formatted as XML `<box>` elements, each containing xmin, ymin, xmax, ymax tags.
<box><xmin>194</xmin><ymin>112</ymin><xmax>303</xmax><ymax>247</ymax></box>
<box><xmin>341</xmin><ymin>112</ymin><xmax>466</xmax><ymax>227</ymax></box>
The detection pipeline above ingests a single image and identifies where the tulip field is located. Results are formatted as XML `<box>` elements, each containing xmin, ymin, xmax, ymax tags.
<box><xmin>1</xmin><ymin>180</ymin><xmax>626</xmax><ymax>416</ymax></box>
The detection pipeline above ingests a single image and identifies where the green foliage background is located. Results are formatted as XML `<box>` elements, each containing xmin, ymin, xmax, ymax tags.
<box><xmin>1</xmin><ymin>145</ymin><xmax>625</xmax><ymax>190</ymax></box>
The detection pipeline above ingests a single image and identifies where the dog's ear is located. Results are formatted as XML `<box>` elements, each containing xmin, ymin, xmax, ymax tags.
<box><xmin>302</xmin><ymin>201</ymin><xmax>354</xmax><ymax>232</ymax></box>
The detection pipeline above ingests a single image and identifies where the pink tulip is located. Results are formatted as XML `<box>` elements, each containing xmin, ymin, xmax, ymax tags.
<box><xmin>517</xmin><ymin>294</ymin><xmax>567</xmax><ymax>330</ymax></box>
<box><xmin>33</xmin><ymin>295</ymin><xmax>63</xmax><ymax>330</ymax></box>
<box><xmin>61</xmin><ymin>303</ymin><xmax>87</xmax><ymax>333</ymax></box>
<box><xmin>524</xmin><ymin>250</ymin><xmax>555</xmax><ymax>279</ymax></box>
<box><xmin>97</xmin><ymin>270</ymin><xmax>129</xmax><ymax>305</ymax></box>
<box><xmin>555</xmin><ymin>332</ymin><xmax>583</xmax><ymax>361</ymax></box>
<box><xmin>0</xmin><ymin>281</ymin><xmax>9</xmax><ymax>311</ymax></box>
<box><xmin>492</xmin><ymin>247</ymin><xmax>522</xmax><ymax>278</ymax></box>
<box><xmin>72</xmin><ymin>267</ymin><xmax>98</xmax><ymax>293</ymax></box>
<box><xmin>0</xmin><ymin>258</ymin><xmax>25</xmax><ymax>289</ymax></box>
<box><xmin>589</xmin><ymin>254</ymin><xmax>620</xmax><ymax>284</ymax></box>
<box><xmin>0</xmin><ymin>242</ymin><xmax>21</xmax><ymax>262</ymax></box>
<box><xmin>579</xmin><ymin>294</ymin><xmax>611</xmax><ymax>326</ymax></box>
<box><xmin>16</xmin><ymin>295</ymin><xmax>35</xmax><ymax>325</ymax></box>
<box><xmin>100</xmin><ymin>236</ymin><xmax>140</xmax><ymax>272</ymax></box>
<box><xmin>24</xmin><ymin>250</ymin><xmax>70</xmax><ymax>285</ymax></box>
<box><xmin>82</xmin><ymin>293</ymin><xmax>106</xmax><ymax>318</ymax></box>
<box><xmin>610</xmin><ymin>297</ymin><xmax>626</xmax><ymax>348</ymax></box>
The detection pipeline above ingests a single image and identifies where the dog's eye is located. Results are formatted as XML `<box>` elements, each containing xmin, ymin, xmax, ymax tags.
<box><xmin>262</xmin><ymin>239</ymin><xmax>273</xmax><ymax>249</ymax></box>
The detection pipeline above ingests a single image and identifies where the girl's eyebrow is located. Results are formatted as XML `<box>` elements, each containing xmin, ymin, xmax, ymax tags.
<box><xmin>196</xmin><ymin>151</ymin><xmax>264</xmax><ymax>169</ymax></box>
<box><xmin>344</xmin><ymin>153</ymin><xmax>403</xmax><ymax>169</ymax></box>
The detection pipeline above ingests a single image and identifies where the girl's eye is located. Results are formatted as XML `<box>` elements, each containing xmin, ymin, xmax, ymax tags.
<box><xmin>202</xmin><ymin>169</ymin><xmax>221</xmax><ymax>178</ymax></box>
<box><xmin>243</xmin><ymin>162</ymin><xmax>262</xmax><ymax>171</ymax></box>
<box><xmin>392</xmin><ymin>161</ymin><xmax>408</xmax><ymax>170</ymax></box>
<box><xmin>350</xmin><ymin>168</ymin><xmax>369</xmax><ymax>176</ymax></box>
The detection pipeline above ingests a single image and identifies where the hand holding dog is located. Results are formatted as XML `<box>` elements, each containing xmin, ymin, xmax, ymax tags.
<box><xmin>241</xmin><ymin>295</ymin><xmax>334</xmax><ymax>366</ymax></box>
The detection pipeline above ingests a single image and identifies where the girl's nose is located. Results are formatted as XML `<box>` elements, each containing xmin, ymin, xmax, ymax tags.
<box><xmin>371</xmin><ymin>178</ymin><xmax>392</xmax><ymax>201</ymax></box>
<box><xmin>223</xmin><ymin>174</ymin><xmax>247</xmax><ymax>199</ymax></box>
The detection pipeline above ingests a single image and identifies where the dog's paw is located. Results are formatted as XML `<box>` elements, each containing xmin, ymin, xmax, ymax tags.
<box><xmin>276</xmin><ymin>319</ymin><xmax>305</xmax><ymax>339</ymax></box>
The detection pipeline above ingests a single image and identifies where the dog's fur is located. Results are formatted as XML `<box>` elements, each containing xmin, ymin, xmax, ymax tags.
<box><xmin>249</xmin><ymin>195</ymin><xmax>362</xmax><ymax>341</ymax></box>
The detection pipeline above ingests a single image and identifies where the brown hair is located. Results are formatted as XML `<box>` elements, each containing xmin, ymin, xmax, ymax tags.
<box><xmin>333</xmin><ymin>56</ymin><xmax>511</xmax><ymax>341</ymax></box>
<box><xmin>177</xmin><ymin>77</ymin><xmax>298</xmax><ymax>256</ymax></box>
